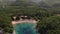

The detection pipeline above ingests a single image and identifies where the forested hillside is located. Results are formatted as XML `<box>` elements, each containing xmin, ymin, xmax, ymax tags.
<box><xmin>0</xmin><ymin>0</ymin><xmax>60</xmax><ymax>34</ymax></box>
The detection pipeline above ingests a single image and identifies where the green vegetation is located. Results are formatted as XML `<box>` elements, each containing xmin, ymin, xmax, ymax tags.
<box><xmin>0</xmin><ymin>0</ymin><xmax>60</xmax><ymax>34</ymax></box>
<box><xmin>0</xmin><ymin>6</ymin><xmax>60</xmax><ymax>34</ymax></box>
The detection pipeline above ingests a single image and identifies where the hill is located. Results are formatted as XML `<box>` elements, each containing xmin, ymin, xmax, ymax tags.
<box><xmin>52</xmin><ymin>3</ymin><xmax>60</xmax><ymax>8</ymax></box>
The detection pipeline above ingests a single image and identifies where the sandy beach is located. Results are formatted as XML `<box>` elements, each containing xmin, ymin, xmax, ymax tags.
<box><xmin>12</xmin><ymin>19</ymin><xmax>38</xmax><ymax>25</ymax></box>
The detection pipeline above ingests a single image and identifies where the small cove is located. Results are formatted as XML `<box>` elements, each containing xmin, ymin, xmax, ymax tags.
<box><xmin>13</xmin><ymin>23</ymin><xmax>38</xmax><ymax>34</ymax></box>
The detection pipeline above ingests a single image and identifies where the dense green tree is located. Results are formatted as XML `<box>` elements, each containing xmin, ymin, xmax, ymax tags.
<box><xmin>37</xmin><ymin>16</ymin><xmax>60</xmax><ymax>34</ymax></box>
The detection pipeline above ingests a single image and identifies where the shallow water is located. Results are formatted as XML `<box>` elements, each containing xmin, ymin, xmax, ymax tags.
<box><xmin>13</xmin><ymin>23</ymin><xmax>38</xmax><ymax>34</ymax></box>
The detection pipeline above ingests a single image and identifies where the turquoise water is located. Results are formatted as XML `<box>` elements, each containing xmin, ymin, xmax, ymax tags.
<box><xmin>13</xmin><ymin>23</ymin><xmax>38</xmax><ymax>34</ymax></box>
